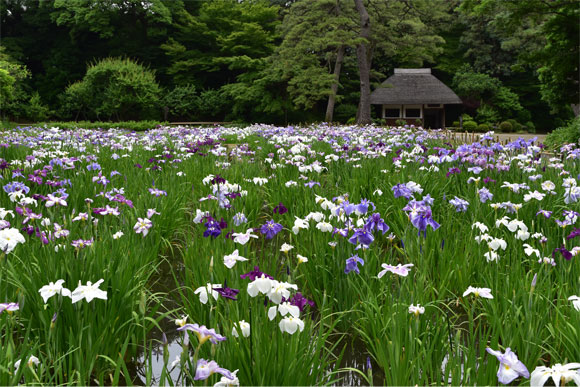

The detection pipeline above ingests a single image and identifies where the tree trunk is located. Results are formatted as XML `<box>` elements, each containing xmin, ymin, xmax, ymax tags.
<box><xmin>325</xmin><ymin>45</ymin><xmax>345</xmax><ymax>123</ymax></box>
<box><xmin>354</xmin><ymin>0</ymin><xmax>372</xmax><ymax>125</ymax></box>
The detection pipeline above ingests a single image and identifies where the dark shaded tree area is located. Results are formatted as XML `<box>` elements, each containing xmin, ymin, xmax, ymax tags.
<box><xmin>0</xmin><ymin>0</ymin><xmax>576</xmax><ymax>130</ymax></box>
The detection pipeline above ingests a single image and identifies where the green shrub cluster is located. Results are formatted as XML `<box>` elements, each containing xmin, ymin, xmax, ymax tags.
<box><xmin>162</xmin><ymin>85</ymin><xmax>228</xmax><ymax>121</ymax></box>
<box><xmin>463</xmin><ymin>120</ymin><xmax>477</xmax><ymax>132</ymax></box>
<box><xmin>476</xmin><ymin>123</ymin><xmax>490</xmax><ymax>132</ymax></box>
<box><xmin>10</xmin><ymin>120</ymin><xmax>167</xmax><ymax>131</ymax></box>
<box><xmin>62</xmin><ymin>58</ymin><xmax>161</xmax><ymax>121</ymax></box>
<box><xmin>544</xmin><ymin>117</ymin><xmax>580</xmax><ymax>148</ymax></box>
<box><xmin>499</xmin><ymin>121</ymin><xmax>513</xmax><ymax>132</ymax></box>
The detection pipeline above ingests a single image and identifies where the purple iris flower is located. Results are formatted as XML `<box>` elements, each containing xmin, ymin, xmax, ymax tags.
<box><xmin>421</xmin><ymin>194</ymin><xmax>434</xmax><ymax>206</ymax></box>
<box><xmin>218</xmin><ymin>218</ymin><xmax>228</xmax><ymax>230</ymax></box>
<box><xmin>392</xmin><ymin>184</ymin><xmax>413</xmax><ymax>199</ymax></box>
<box><xmin>211</xmin><ymin>175</ymin><xmax>226</xmax><ymax>185</ymax></box>
<box><xmin>536</xmin><ymin>209</ymin><xmax>552</xmax><ymax>218</ymax></box>
<box><xmin>446</xmin><ymin>167</ymin><xmax>461</xmax><ymax>177</ymax></box>
<box><xmin>273</xmin><ymin>202</ymin><xmax>288</xmax><ymax>215</ymax></box>
<box><xmin>485</xmin><ymin>347</ymin><xmax>530</xmax><ymax>384</ymax></box>
<box><xmin>177</xmin><ymin>324</ymin><xmax>226</xmax><ymax>344</ymax></box>
<box><xmin>566</xmin><ymin>228</ymin><xmax>580</xmax><ymax>240</ymax></box>
<box><xmin>71</xmin><ymin>239</ymin><xmax>93</xmax><ymax>248</ymax></box>
<box><xmin>333</xmin><ymin>227</ymin><xmax>349</xmax><ymax>237</ymax></box>
<box><xmin>365</xmin><ymin>213</ymin><xmax>390</xmax><ymax>235</ymax></box>
<box><xmin>148</xmin><ymin>187</ymin><xmax>167</xmax><ymax>197</ymax></box>
<box><xmin>27</xmin><ymin>175</ymin><xmax>43</xmax><ymax>185</ymax></box>
<box><xmin>3</xmin><ymin>181</ymin><xmax>30</xmax><ymax>194</ymax></box>
<box><xmin>552</xmin><ymin>245</ymin><xmax>572</xmax><ymax>261</ymax></box>
<box><xmin>194</xmin><ymin>359</ymin><xmax>233</xmax><ymax>381</ymax></box>
<box><xmin>449</xmin><ymin>196</ymin><xmax>469</xmax><ymax>212</ymax></box>
<box><xmin>345</xmin><ymin>254</ymin><xmax>364</xmax><ymax>274</ymax></box>
<box><xmin>11</xmin><ymin>169</ymin><xmax>24</xmax><ymax>179</ymax></box>
<box><xmin>304</xmin><ymin>181</ymin><xmax>321</xmax><ymax>188</ymax></box>
<box><xmin>287</xmin><ymin>292</ymin><xmax>315</xmax><ymax>312</ymax></box>
<box><xmin>203</xmin><ymin>220</ymin><xmax>222</xmax><ymax>238</ymax></box>
<box><xmin>260</xmin><ymin>220</ymin><xmax>283</xmax><ymax>239</ymax></box>
<box><xmin>215</xmin><ymin>287</ymin><xmax>239</xmax><ymax>301</ymax></box>
<box><xmin>477</xmin><ymin>187</ymin><xmax>493</xmax><ymax>203</ymax></box>
<box><xmin>555</xmin><ymin>218</ymin><xmax>573</xmax><ymax>227</ymax></box>
<box><xmin>348</xmin><ymin>228</ymin><xmax>374</xmax><ymax>246</ymax></box>
<box><xmin>403</xmin><ymin>201</ymin><xmax>440</xmax><ymax>236</ymax></box>
<box><xmin>356</xmin><ymin>199</ymin><xmax>375</xmax><ymax>215</ymax></box>
<box><xmin>240</xmin><ymin>266</ymin><xmax>273</xmax><ymax>281</ymax></box>
<box><xmin>483</xmin><ymin>177</ymin><xmax>496</xmax><ymax>184</ymax></box>
<box><xmin>86</xmin><ymin>162</ymin><xmax>101</xmax><ymax>171</ymax></box>
<box><xmin>233</xmin><ymin>212</ymin><xmax>247</xmax><ymax>226</ymax></box>
<box><xmin>333</xmin><ymin>201</ymin><xmax>356</xmax><ymax>216</ymax></box>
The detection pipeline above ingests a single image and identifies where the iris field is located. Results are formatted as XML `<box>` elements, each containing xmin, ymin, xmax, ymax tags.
<box><xmin>0</xmin><ymin>124</ymin><xmax>579</xmax><ymax>386</ymax></box>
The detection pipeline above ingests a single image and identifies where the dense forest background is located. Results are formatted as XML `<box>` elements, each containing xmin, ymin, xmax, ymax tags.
<box><xmin>0</xmin><ymin>0</ymin><xmax>578</xmax><ymax>131</ymax></box>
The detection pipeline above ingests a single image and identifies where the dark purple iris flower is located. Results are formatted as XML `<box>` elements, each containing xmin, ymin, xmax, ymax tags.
<box><xmin>260</xmin><ymin>220</ymin><xmax>283</xmax><ymax>239</ymax></box>
<box><xmin>240</xmin><ymin>266</ymin><xmax>274</xmax><ymax>281</ymax></box>
<box><xmin>203</xmin><ymin>220</ymin><xmax>222</xmax><ymax>238</ymax></box>
<box><xmin>287</xmin><ymin>292</ymin><xmax>315</xmax><ymax>312</ymax></box>
<box><xmin>365</xmin><ymin>213</ymin><xmax>390</xmax><ymax>235</ymax></box>
<box><xmin>566</xmin><ymin>228</ymin><xmax>580</xmax><ymax>240</ymax></box>
<box><xmin>273</xmin><ymin>202</ymin><xmax>288</xmax><ymax>215</ymax></box>
<box><xmin>483</xmin><ymin>177</ymin><xmax>496</xmax><ymax>184</ymax></box>
<box><xmin>215</xmin><ymin>287</ymin><xmax>239</xmax><ymax>301</ymax></box>
<box><xmin>211</xmin><ymin>175</ymin><xmax>226</xmax><ymax>185</ymax></box>
<box><xmin>218</xmin><ymin>217</ymin><xmax>228</xmax><ymax>230</ymax></box>
<box><xmin>27</xmin><ymin>174</ymin><xmax>43</xmax><ymax>185</ymax></box>
<box><xmin>446</xmin><ymin>167</ymin><xmax>461</xmax><ymax>177</ymax></box>
<box><xmin>552</xmin><ymin>245</ymin><xmax>572</xmax><ymax>261</ymax></box>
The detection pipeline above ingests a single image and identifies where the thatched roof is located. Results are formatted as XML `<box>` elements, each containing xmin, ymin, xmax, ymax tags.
<box><xmin>370</xmin><ymin>69</ymin><xmax>462</xmax><ymax>105</ymax></box>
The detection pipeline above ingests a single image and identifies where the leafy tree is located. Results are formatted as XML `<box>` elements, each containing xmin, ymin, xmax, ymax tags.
<box><xmin>458</xmin><ymin>0</ymin><xmax>579</xmax><ymax>115</ymax></box>
<box><xmin>0</xmin><ymin>47</ymin><xmax>33</xmax><ymax>120</ymax></box>
<box><xmin>51</xmin><ymin>0</ymin><xmax>173</xmax><ymax>39</ymax></box>
<box><xmin>272</xmin><ymin>0</ymin><xmax>357</xmax><ymax>121</ymax></box>
<box><xmin>162</xmin><ymin>0</ymin><xmax>279</xmax><ymax>89</ymax></box>
<box><xmin>452</xmin><ymin>65</ymin><xmax>524</xmax><ymax>123</ymax></box>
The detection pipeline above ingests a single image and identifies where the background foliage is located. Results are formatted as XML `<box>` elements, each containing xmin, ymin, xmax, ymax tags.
<box><xmin>0</xmin><ymin>0</ymin><xmax>577</xmax><ymax>131</ymax></box>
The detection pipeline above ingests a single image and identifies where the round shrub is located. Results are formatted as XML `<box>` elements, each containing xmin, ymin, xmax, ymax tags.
<box><xmin>65</xmin><ymin>57</ymin><xmax>161</xmax><ymax>121</ymax></box>
<box><xmin>463</xmin><ymin>120</ymin><xmax>477</xmax><ymax>132</ymax></box>
<box><xmin>499</xmin><ymin>121</ymin><xmax>513</xmax><ymax>133</ymax></box>
<box><xmin>507</xmin><ymin>119</ymin><xmax>522</xmax><ymax>132</ymax></box>
<box><xmin>525</xmin><ymin>121</ymin><xmax>536</xmax><ymax>133</ymax></box>
<box><xmin>452</xmin><ymin>120</ymin><xmax>460</xmax><ymax>127</ymax></box>
<box><xmin>476</xmin><ymin>123</ymin><xmax>490</xmax><ymax>133</ymax></box>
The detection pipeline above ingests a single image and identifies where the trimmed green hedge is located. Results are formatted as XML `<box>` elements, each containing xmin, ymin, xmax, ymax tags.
<box><xmin>4</xmin><ymin>121</ymin><xmax>167</xmax><ymax>131</ymax></box>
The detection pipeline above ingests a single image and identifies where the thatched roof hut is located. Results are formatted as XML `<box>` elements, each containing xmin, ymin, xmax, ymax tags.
<box><xmin>370</xmin><ymin>68</ymin><xmax>462</xmax><ymax>128</ymax></box>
